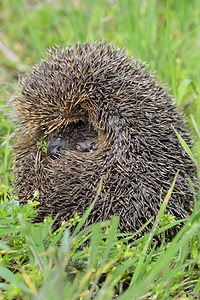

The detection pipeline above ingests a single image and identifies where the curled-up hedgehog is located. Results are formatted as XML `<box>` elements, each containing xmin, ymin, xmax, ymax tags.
<box><xmin>13</xmin><ymin>41</ymin><xmax>197</xmax><ymax>236</ymax></box>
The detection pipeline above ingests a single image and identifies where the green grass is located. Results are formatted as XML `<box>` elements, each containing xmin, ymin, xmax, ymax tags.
<box><xmin>0</xmin><ymin>0</ymin><xmax>200</xmax><ymax>299</ymax></box>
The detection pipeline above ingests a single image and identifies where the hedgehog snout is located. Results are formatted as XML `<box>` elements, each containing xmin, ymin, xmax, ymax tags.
<box><xmin>47</xmin><ymin>135</ymin><xmax>65</xmax><ymax>159</ymax></box>
<box><xmin>47</xmin><ymin>140</ymin><xmax>63</xmax><ymax>159</ymax></box>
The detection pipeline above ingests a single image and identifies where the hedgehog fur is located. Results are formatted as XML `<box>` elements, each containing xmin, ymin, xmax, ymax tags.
<box><xmin>13</xmin><ymin>41</ymin><xmax>197</xmax><ymax>237</ymax></box>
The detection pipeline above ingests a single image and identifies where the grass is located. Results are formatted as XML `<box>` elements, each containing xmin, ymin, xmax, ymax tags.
<box><xmin>0</xmin><ymin>0</ymin><xmax>200</xmax><ymax>299</ymax></box>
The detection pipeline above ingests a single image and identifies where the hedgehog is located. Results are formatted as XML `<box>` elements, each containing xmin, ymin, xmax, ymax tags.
<box><xmin>13</xmin><ymin>41</ymin><xmax>197</xmax><ymax>237</ymax></box>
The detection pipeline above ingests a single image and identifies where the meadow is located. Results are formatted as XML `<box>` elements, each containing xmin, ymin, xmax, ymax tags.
<box><xmin>0</xmin><ymin>0</ymin><xmax>200</xmax><ymax>299</ymax></box>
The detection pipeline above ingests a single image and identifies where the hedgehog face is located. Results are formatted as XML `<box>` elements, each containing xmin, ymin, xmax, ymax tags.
<box><xmin>47</xmin><ymin>120</ymin><xmax>98</xmax><ymax>158</ymax></box>
<box><xmin>13</xmin><ymin>41</ymin><xmax>197</xmax><ymax>238</ymax></box>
